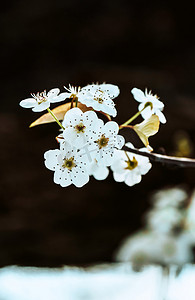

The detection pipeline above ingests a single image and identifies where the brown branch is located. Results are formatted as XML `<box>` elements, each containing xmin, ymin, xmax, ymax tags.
<box><xmin>123</xmin><ymin>146</ymin><xmax>195</xmax><ymax>168</ymax></box>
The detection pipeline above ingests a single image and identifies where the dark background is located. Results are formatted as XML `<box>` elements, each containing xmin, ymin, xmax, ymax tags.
<box><xmin>1</xmin><ymin>0</ymin><xmax>195</xmax><ymax>267</ymax></box>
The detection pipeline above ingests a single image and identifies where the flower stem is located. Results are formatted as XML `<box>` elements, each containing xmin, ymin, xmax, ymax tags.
<box><xmin>47</xmin><ymin>108</ymin><xmax>65</xmax><ymax>130</ymax></box>
<box><xmin>120</xmin><ymin>107</ymin><xmax>145</xmax><ymax>127</ymax></box>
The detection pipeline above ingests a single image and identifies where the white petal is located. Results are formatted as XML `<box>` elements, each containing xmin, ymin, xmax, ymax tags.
<box><xmin>102</xmin><ymin>121</ymin><xmax>119</xmax><ymax>136</ymax></box>
<box><xmin>155</xmin><ymin>110</ymin><xmax>166</xmax><ymax>124</ymax></box>
<box><xmin>47</xmin><ymin>88</ymin><xmax>60</xmax><ymax>98</ymax></box>
<box><xmin>131</xmin><ymin>88</ymin><xmax>147</xmax><ymax>102</ymax></box>
<box><xmin>53</xmin><ymin>169</ymin><xmax>62</xmax><ymax>184</ymax></box>
<box><xmin>91</xmin><ymin>164</ymin><xmax>109</xmax><ymax>180</ymax></box>
<box><xmin>19</xmin><ymin>98</ymin><xmax>36</xmax><ymax>108</ymax></box>
<box><xmin>32</xmin><ymin>101</ymin><xmax>50</xmax><ymax>112</ymax></box>
<box><xmin>98</xmin><ymin>84</ymin><xmax>120</xmax><ymax>99</ymax></box>
<box><xmin>116</xmin><ymin>135</ymin><xmax>125</xmax><ymax>149</ymax></box>
<box><xmin>62</xmin><ymin>107</ymin><xmax>82</xmax><ymax>126</ymax></box>
<box><xmin>71</xmin><ymin>168</ymin><xmax>89</xmax><ymax>187</ymax></box>
<box><xmin>63</xmin><ymin>127</ymin><xmax>79</xmax><ymax>146</ymax></box>
<box><xmin>59</xmin><ymin>171</ymin><xmax>72</xmax><ymax>187</ymax></box>
<box><xmin>44</xmin><ymin>149</ymin><xmax>61</xmax><ymax>170</ymax></box>
<box><xmin>138</xmin><ymin>103</ymin><xmax>153</xmax><ymax>120</ymax></box>
<box><xmin>138</xmin><ymin>161</ymin><xmax>152</xmax><ymax>175</ymax></box>
<box><xmin>125</xmin><ymin>172</ymin><xmax>142</xmax><ymax>186</ymax></box>
<box><xmin>125</xmin><ymin>142</ymin><xmax>135</xmax><ymax>150</ymax></box>
<box><xmin>50</xmin><ymin>94</ymin><xmax>67</xmax><ymax>103</ymax></box>
<box><xmin>113</xmin><ymin>172</ymin><xmax>126</xmax><ymax>182</ymax></box>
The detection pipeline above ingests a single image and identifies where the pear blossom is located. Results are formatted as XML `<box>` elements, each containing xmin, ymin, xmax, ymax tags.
<box><xmin>111</xmin><ymin>142</ymin><xmax>152</xmax><ymax>186</ymax></box>
<box><xmin>79</xmin><ymin>83</ymin><xmax>120</xmax><ymax>117</ymax></box>
<box><xmin>62</xmin><ymin>107</ymin><xmax>103</xmax><ymax>148</ymax></box>
<box><xmin>145</xmin><ymin>207</ymin><xmax>184</xmax><ymax>234</ymax></box>
<box><xmin>151</xmin><ymin>187</ymin><xmax>188</xmax><ymax>209</ymax></box>
<box><xmin>131</xmin><ymin>87</ymin><xmax>166</xmax><ymax>123</ymax></box>
<box><xmin>19</xmin><ymin>88</ymin><xmax>66</xmax><ymax>112</ymax></box>
<box><xmin>87</xmin><ymin>121</ymin><xmax>125</xmax><ymax>166</ymax></box>
<box><xmin>115</xmin><ymin>230</ymin><xmax>194</xmax><ymax>268</ymax></box>
<box><xmin>44</xmin><ymin>146</ymin><xmax>89</xmax><ymax>188</ymax></box>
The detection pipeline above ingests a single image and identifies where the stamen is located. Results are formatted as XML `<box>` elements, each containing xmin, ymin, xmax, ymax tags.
<box><xmin>62</xmin><ymin>157</ymin><xmax>76</xmax><ymax>170</ymax></box>
<box><xmin>96</xmin><ymin>134</ymin><xmax>109</xmax><ymax>149</ymax></box>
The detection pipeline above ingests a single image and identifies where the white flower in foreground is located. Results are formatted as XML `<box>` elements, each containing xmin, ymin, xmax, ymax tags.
<box><xmin>44</xmin><ymin>146</ymin><xmax>89</xmax><ymax>188</ymax></box>
<box><xmin>131</xmin><ymin>87</ymin><xmax>166</xmax><ymax>123</ymax></box>
<box><xmin>111</xmin><ymin>142</ymin><xmax>151</xmax><ymax>186</ymax></box>
<box><xmin>79</xmin><ymin>83</ymin><xmax>120</xmax><ymax>117</ymax></box>
<box><xmin>19</xmin><ymin>88</ymin><xmax>66</xmax><ymax>112</ymax></box>
<box><xmin>62</xmin><ymin>107</ymin><xmax>103</xmax><ymax>148</ymax></box>
<box><xmin>87</xmin><ymin>159</ymin><xmax>109</xmax><ymax>180</ymax></box>
<box><xmin>88</xmin><ymin>121</ymin><xmax>125</xmax><ymax>166</ymax></box>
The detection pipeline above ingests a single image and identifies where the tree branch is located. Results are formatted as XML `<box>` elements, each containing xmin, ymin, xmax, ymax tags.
<box><xmin>123</xmin><ymin>146</ymin><xmax>195</xmax><ymax>168</ymax></box>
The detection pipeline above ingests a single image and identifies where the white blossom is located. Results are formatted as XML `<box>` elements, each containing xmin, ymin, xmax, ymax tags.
<box><xmin>44</xmin><ymin>146</ymin><xmax>89</xmax><ymax>188</ymax></box>
<box><xmin>19</xmin><ymin>88</ymin><xmax>66</xmax><ymax>112</ymax></box>
<box><xmin>87</xmin><ymin>121</ymin><xmax>125</xmax><ymax>166</ymax></box>
<box><xmin>79</xmin><ymin>83</ymin><xmax>120</xmax><ymax>117</ymax></box>
<box><xmin>131</xmin><ymin>87</ymin><xmax>166</xmax><ymax>123</ymax></box>
<box><xmin>62</xmin><ymin>107</ymin><xmax>103</xmax><ymax>148</ymax></box>
<box><xmin>111</xmin><ymin>142</ymin><xmax>152</xmax><ymax>186</ymax></box>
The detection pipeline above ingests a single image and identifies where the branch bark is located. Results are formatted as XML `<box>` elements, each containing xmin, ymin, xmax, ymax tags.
<box><xmin>123</xmin><ymin>146</ymin><xmax>195</xmax><ymax>168</ymax></box>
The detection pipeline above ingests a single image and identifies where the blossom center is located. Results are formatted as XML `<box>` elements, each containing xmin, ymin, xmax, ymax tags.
<box><xmin>74</xmin><ymin>122</ymin><xmax>86</xmax><ymax>133</ymax></box>
<box><xmin>125</xmin><ymin>155</ymin><xmax>138</xmax><ymax>170</ymax></box>
<box><xmin>70</xmin><ymin>94</ymin><xmax>78</xmax><ymax>101</ymax></box>
<box><xmin>62</xmin><ymin>157</ymin><xmax>76</xmax><ymax>170</ymax></box>
<box><xmin>32</xmin><ymin>91</ymin><xmax>48</xmax><ymax>105</ymax></box>
<box><xmin>94</xmin><ymin>96</ymin><xmax>104</xmax><ymax>104</ymax></box>
<box><xmin>96</xmin><ymin>134</ymin><xmax>109</xmax><ymax>149</ymax></box>
<box><xmin>144</xmin><ymin>101</ymin><xmax>153</xmax><ymax>110</ymax></box>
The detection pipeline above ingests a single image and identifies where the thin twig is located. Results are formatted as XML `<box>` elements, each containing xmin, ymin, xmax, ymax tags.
<box><xmin>123</xmin><ymin>146</ymin><xmax>195</xmax><ymax>168</ymax></box>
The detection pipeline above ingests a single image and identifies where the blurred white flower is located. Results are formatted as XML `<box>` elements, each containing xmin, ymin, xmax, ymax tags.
<box><xmin>62</xmin><ymin>107</ymin><xmax>103</xmax><ymax>148</ymax></box>
<box><xmin>80</xmin><ymin>83</ymin><xmax>120</xmax><ymax>117</ymax></box>
<box><xmin>115</xmin><ymin>230</ymin><xmax>194</xmax><ymax>268</ymax></box>
<box><xmin>151</xmin><ymin>187</ymin><xmax>188</xmax><ymax>209</ymax></box>
<box><xmin>44</xmin><ymin>146</ymin><xmax>89</xmax><ymax>188</ymax></box>
<box><xmin>145</xmin><ymin>207</ymin><xmax>184</xmax><ymax>234</ymax></box>
<box><xmin>186</xmin><ymin>190</ymin><xmax>195</xmax><ymax>235</ymax></box>
<box><xmin>131</xmin><ymin>87</ymin><xmax>166</xmax><ymax>123</ymax></box>
<box><xmin>111</xmin><ymin>142</ymin><xmax>151</xmax><ymax>186</ymax></box>
<box><xmin>19</xmin><ymin>88</ymin><xmax>66</xmax><ymax>112</ymax></box>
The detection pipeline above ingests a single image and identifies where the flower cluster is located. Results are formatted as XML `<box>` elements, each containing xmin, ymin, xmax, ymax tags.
<box><xmin>115</xmin><ymin>187</ymin><xmax>195</xmax><ymax>270</ymax></box>
<box><xmin>20</xmin><ymin>84</ymin><xmax>166</xmax><ymax>188</ymax></box>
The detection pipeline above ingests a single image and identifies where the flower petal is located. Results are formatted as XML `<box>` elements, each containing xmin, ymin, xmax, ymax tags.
<box><xmin>32</xmin><ymin>101</ymin><xmax>50</xmax><ymax>112</ymax></box>
<box><xmin>71</xmin><ymin>168</ymin><xmax>89</xmax><ymax>187</ymax></box>
<box><xmin>44</xmin><ymin>149</ymin><xmax>61</xmax><ymax>171</ymax></box>
<box><xmin>98</xmin><ymin>84</ymin><xmax>120</xmax><ymax>99</ymax></box>
<box><xmin>19</xmin><ymin>98</ymin><xmax>36</xmax><ymax>108</ymax></box>
<box><xmin>131</xmin><ymin>88</ymin><xmax>147</xmax><ymax>102</ymax></box>
<box><xmin>125</xmin><ymin>172</ymin><xmax>142</xmax><ymax>186</ymax></box>
<box><xmin>47</xmin><ymin>88</ymin><xmax>60</xmax><ymax>98</ymax></box>
<box><xmin>155</xmin><ymin>110</ymin><xmax>166</xmax><ymax>124</ymax></box>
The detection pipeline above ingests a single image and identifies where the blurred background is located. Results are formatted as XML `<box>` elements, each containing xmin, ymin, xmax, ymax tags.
<box><xmin>1</xmin><ymin>0</ymin><xmax>195</xmax><ymax>268</ymax></box>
